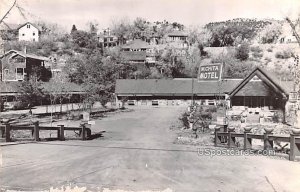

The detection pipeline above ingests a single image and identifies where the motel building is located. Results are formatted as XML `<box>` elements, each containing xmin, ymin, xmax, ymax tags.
<box><xmin>115</xmin><ymin>66</ymin><xmax>299</xmax><ymax>121</ymax></box>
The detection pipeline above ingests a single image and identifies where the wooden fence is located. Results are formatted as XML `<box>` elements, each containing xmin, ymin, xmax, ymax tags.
<box><xmin>214</xmin><ymin>127</ymin><xmax>300</xmax><ymax>161</ymax></box>
<box><xmin>0</xmin><ymin>121</ymin><xmax>91</xmax><ymax>142</ymax></box>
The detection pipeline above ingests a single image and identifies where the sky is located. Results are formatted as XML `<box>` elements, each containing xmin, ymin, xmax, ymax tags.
<box><xmin>1</xmin><ymin>0</ymin><xmax>300</xmax><ymax>31</ymax></box>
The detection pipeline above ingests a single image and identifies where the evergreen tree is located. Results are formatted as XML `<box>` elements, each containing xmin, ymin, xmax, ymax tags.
<box><xmin>71</xmin><ymin>24</ymin><xmax>77</xmax><ymax>34</ymax></box>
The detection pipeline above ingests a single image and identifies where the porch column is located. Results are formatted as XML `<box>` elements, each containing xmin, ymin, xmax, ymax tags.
<box><xmin>282</xmin><ymin>96</ymin><xmax>288</xmax><ymax>123</ymax></box>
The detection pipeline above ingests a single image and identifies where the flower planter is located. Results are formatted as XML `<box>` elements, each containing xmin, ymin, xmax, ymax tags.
<box><xmin>292</xmin><ymin>128</ymin><xmax>300</xmax><ymax>135</ymax></box>
<box><xmin>228</xmin><ymin>126</ymin><xmax>235</xmax><ymax>132</ymax></box>
<box><xmin>244</xmin><ymin>126</ymin><xmax>252</xmax><ymax>132</ymax></box>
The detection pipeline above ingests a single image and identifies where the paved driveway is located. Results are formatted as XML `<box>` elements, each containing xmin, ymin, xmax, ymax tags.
<box><xmin>1</xmin><ymin>106</ymin><xmax>300</xmax><ymax>192</ymax></box>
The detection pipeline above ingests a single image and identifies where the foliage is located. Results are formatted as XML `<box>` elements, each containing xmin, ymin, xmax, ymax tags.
<box><xmin>235</xmin><ymin>42</ymin><xmax>250</xmax><ymax>61</ymax></box>
<box><xmin>17</xmin><ymin>79</ymin><xmax>44</xmax><ymax>110</ymax></box>
<box><xmin>179</xmin><ymin>112</ymin><xmax>190</xmax><ymax>128</ymax></box>
<box><xmin>205</xmin><ymin>18</ymin><xmax>271</xmax><ymax>47</ymax></box>
<box><xmin>275</xmin><ymin>49</ymin><xmax>293</xmax><ymax>59</ymax></box>
<box><xmin>258</xmin><ymin>22</ymin><xmax>282</xmax><ymax>44</ymax></box>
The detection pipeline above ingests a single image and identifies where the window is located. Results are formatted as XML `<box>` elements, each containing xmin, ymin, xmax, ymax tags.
<box><xmin>110</xmin><ymin>37</ymin><xmax>113</xmax><ymax>41</ymax></box>
<box><xmin>4</xmin><ymin>69</ymin><xmax>9</xmax><ymax>75</ymax></box>
<box><xmin>33</xmin><ymin>38</ymin><xmax>35</xmax><ymax>42</ymax></box>
<box><xmin>27</xmin><ymin>24</ymin><xmax>30</xmax><ymax>28</ymax></box>
<box><xmin>152</xmin><ymin>100</ymin><xmax>159</xmax><ymax>106</ymax></box>
<box><xmin>22</xmin><ymin>34</ymin><xmax>25</xmax><ymax>36</ymax></box>
<box><xmin>33</xmin><ymin>32</ymin><xmax>35</xmax><ymax>36</ymax></box>
<box><xmin>128</xmin><ymin>100</ymin><xmax>135</xmax><ymax>105</ymax></box>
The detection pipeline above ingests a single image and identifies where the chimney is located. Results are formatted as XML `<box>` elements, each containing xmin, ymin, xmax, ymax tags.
<box><xmin>24</xmin><ymin>46</ymin><xmax>27</xmax><ymax>54</ymax></box>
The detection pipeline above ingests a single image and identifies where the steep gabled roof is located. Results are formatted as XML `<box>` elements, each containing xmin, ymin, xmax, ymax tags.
<box><xmin>229</xmin><ymin>67</ymin><xmax>290</xmax><ymax>99</ymax></box>
<box><xmin>0</xmin><ymin>50</ymin><xmax>49</xmax><ymax>61</ymax></box>
<box><xmin>17</xmin><ymin>22</ymin><xmax>40</xmax><ymax>31</ymax></box>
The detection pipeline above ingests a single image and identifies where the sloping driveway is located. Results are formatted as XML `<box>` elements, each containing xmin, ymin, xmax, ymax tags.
<box><xmin>1</xmin><ymin>106</ymin><xmax>300</xmax><ymax>192</ymax></box>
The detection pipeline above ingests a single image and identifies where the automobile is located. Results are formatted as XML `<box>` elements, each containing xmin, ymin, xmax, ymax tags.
<box><xmin>4</xmin><ymin>101</ymin><xmax>30</xmax><ymax>110</ymax></box>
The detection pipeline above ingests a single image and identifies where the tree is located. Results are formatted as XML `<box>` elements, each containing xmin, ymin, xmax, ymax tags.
<box><xmin>110</xmin><ymin>17</ymin><xmax>132</xmax><ymax>45</ymax></box>
<box><xmin>258</xmin><ymin>22</ymin><xmax>282</xmax><ymax>44</ymax></box>
<box><xmin>17</xmin><ymin>79</ymin><xmax>44</xmax><ymax>113</ymax></box>
<box><xmin>286</xmin><ymin>16</ymin><xmax>300</xmax><ymax>47</ymax></box>
<box><xmin>235</xmin><ymin>42</ymin><xmax>249</xmax><ymax>61</ymax></box>
<box><xmin>71</xmin><ymin>24</ymin><xmax>77</xmax><ymax>34</ymax></box>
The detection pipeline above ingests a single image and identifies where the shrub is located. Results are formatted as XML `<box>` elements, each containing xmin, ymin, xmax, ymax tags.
<box><xmin>235</xmin><ymin>43</ymin><xmax>249</xmax><ymax>61</ymax></box>
<box><xmin>252</xmin><ymin>51</ymin><xmax>264</xmax><ymax>58</ymax></box>
<box><xmin>179</xmin><ymin>112</ymin><xmax>189</xmax><ymax>128</ymax></box>
<box><xmin>267</xmin><ymin>48</ymin><xmax>273</xmax><ymax>52</ymax></box>
<box><xmin>273</xmin><ymin>110</ymin><xmax>284</xmax><ymax>123</ymax></box>
<box><xmin>250</xmin><ymin>46</ymin><xmax>263</xmax><ymax>53</ymax></box>
<box><xmin>275</xmin><ymin>49</ymin><xmax>293</xmax><ymax>59</ymax></box>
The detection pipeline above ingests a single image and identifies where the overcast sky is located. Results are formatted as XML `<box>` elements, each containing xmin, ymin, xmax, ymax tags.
<box><xmin>1</xmin><ymin>0</ymin><xmax>300</xmax><ymax>31</ymax></box>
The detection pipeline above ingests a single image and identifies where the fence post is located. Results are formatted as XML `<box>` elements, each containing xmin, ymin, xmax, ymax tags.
<box><xmin>263</xmin><ymin>133</ymin><xmax>274</xmax><ymax>151</ymax></box>
<box><xmin>57</xmin><ymin>125</ymin><xmax>65</xmax><ymax>141</ymax></box>
<box><xmin>33</xmin><ymin>121</ymin><xmax>40</xmax><ymax>141</ymax></box>
<box><xmin>228</xmin><ymin>128</ymin><xmax>236</xmax><ymax>148</ymax></box>
<box><xmin>80</xmin><ymin>122</ymin><xmax>86</xmax><ymax>141</ymax></box>
<box><xmin>214</xmin><ymin>127</ymin><xmax>221</xmax><ymax>147</ymax></box>
<box><xmin>4</xmin><ymin>123</ymin><xmax>11</xmax><ymax>142</ymax></box>
<box><xmin>243</xmin><ymin>131</ymin><xmax>252</xmax><ymax>150</ymax></box>
<box><xmin>290</xmin><ymin>134</ymin><xmax>296</xmax><ymax>161</ymax></box>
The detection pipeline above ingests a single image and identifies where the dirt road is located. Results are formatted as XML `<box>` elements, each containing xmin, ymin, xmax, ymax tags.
<box><xmin>1</xmin><ymin>106</ymin><xmax>300</xmax><ymax>192</ymax></box>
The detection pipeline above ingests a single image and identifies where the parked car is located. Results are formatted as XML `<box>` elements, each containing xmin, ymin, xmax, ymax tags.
<box><xmin>4</xmin><ymin>101</ymin><xmax>30</xmax><ymax>110</ymax></box>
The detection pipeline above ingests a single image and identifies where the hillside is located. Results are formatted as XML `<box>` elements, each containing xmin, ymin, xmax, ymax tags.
<box><xmin>204</xmin><ymin>43</ymin><xmax>300</xmax><ymax>80</ymax></box>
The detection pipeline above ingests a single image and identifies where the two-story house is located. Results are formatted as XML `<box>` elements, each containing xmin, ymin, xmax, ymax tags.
<box><xmin>167</xmin><ymin>30</ymin><xmax>189</xmax><ymax>48</ymax></box>
<box><xmin>98</xmin><ymin>28</ymin><xmax>119</xmax><ymax>48</ymax></box>
<box><xmin>18</xmin><ymin>22</ymin><xmax>40</xmax><ymax>42</ymax></box>
<box><xmin>0</xmin><ymin>49</ymin><xmax>50</xmax><ymax>82</ymax></box>
<box><xmin>120</xmin><ymin>39</ymin><xmax>155</xmax><ymax>66</ymax></box>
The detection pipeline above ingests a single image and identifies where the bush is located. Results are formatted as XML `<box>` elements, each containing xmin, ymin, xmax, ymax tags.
<box><xmin>273</xmin><ymin>110</ymin><xmax>284</xmax><ymax>123</ymax></box>
<box><xmin>250</xmin><ymin>46</ymin><xmax>263</xmax><ymax>53</ymax></box>
<box><xmin>179</xmin><ymin>112</ymin><xmax>190</xmax><ymax>128</ymax></box>
<box><xmin>252</xmin><ymin>52</ymin><xmax>264</xmax><ymax>58</ymax></box>
<box><xmin>267</xmin><ymin>48</ymin><xmax>273</xmax><ymax>52</ymax></box>
<box><xmin>275</xmin><ymin>49</ymin><xmax>293</xmax><ymax>59</ymax></box>
<box><xmin>235</xmin><ymin>43</ymin><xmax>250</xmax><ymax>61</ymax></box>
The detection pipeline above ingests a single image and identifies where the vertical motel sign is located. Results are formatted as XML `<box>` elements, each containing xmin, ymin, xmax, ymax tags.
<box><xmin>198</xmin><ymin>63</ymin><xmax>223</xmax><ymax>82</ymax></box>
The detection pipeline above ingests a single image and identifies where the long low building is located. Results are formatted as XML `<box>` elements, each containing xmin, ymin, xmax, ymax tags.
<box><xmin>115</xmin><ymin>67</ymin><xmax>299</xmax><ymax>112</ymax></box>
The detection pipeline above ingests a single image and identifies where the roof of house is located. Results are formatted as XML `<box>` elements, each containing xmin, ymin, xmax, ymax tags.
<box><xmin>0</xmin><ymin>82</ymin><xmax>20</xmax><ymax>95</ymax></box>
<box><xmin>0</xmin><ymin>81</ymin><xmax>84</xmax><ymax>96</ymax></box>
<box><xmin>0</xmin><ymin>50</ymin><xmax>49</xmax><ymax>61</ymax></box>
<box><xmin>115</xmin><ymin>67</ymin><xmax>295</xmax><ymax>97</ymax></box>
<box><xmin>17</xmin><ymin>22</ymin><xmax>40</xmax><ymax>31</ymax></box>
<box><xmin>115</xmin><ymin>79</ymin><xmax>241</xmax><ymax>96</ymax></box>
<box><xmin>229</xmin><ymin>67</ymin><xmax>293</xmax><ymax>98</ymax></box>
<box><xmin>122</xmin><ymin>39</ymin><xmax>150</xmax><ymax>49</ymax></box>
<box><xmin>167</xmin><ymin>30</ymin><xmax>188</xmax><ymax>37</ymax></box>
<box><xmin>120</xmin><ymin>51</ymin><xmax>146</xmax><ymax>61</ymax></box>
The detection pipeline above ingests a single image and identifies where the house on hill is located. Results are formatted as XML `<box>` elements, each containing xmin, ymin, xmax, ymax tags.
<box><xmin>120</xmin><ymin>39</ymin><xmax>156</xmax><ymax>65</ymax></box>
<box><xmin>18</xmin><ymin>22</ymin><xmax>40</xmax><ymax>42</ymax></box>
<box><xmin>167</xmin><ymin>30</ymin><xmax>189</xmax><ymax>48</ymax></box>
<box><xmin>98</xmin><ymin>28</ymin><xmax>120</xmax><ymax>48</ymax></box>
<box><xmin>0</xmin><ymin>22</ymin><xmax>40</xmax><ymax>42</ymax></box>
<box><xmin>0</xmin><ymin>49</ymin><xmax>51</xmax><ymax>82</ymax></box>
